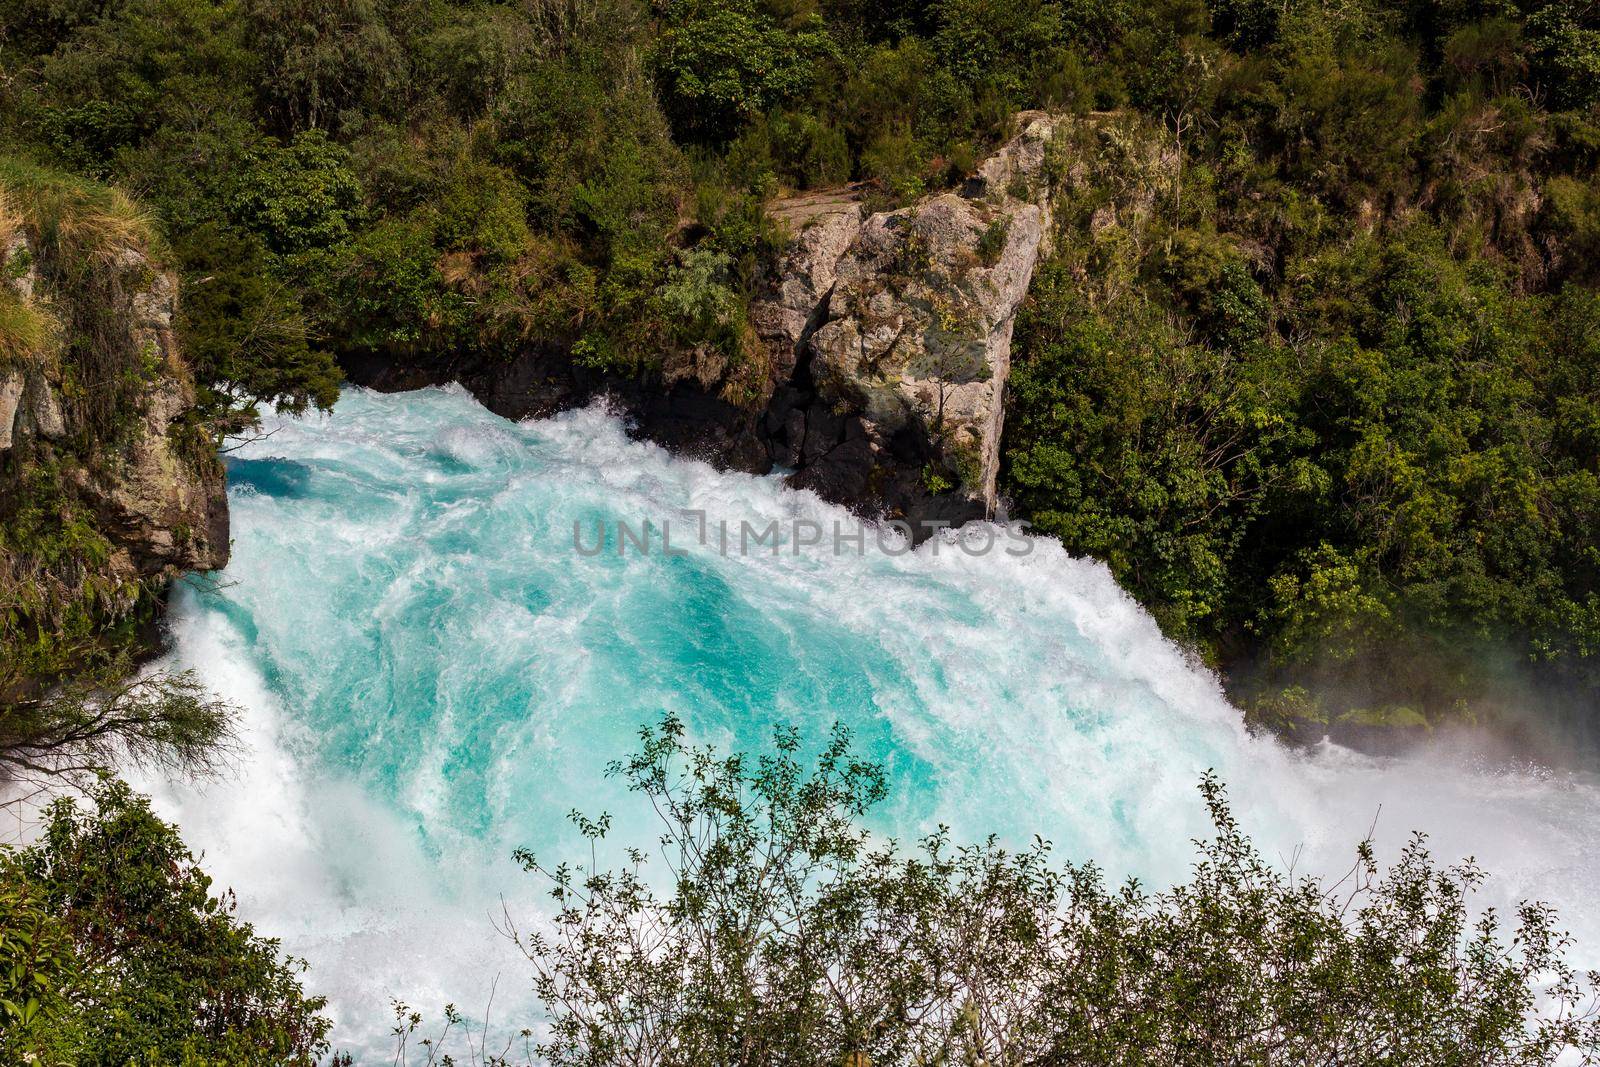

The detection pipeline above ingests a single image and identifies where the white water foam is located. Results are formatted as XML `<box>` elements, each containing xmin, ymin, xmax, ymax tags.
<box><xmin>131</xmin><ymin>386</ymin><xmax>1600</xmax><ymax>1058</ymax></box>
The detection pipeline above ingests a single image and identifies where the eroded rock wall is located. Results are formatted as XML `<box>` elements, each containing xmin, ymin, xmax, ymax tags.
<box><xmin>1</xmin><ymin>218</ymin><xmax>228</xmax><ymax>681</ymax></box>
<box><xmin>767</xmin><ymin>112</ymin><xmax>1064</xmax><ymax>525</ymax></box>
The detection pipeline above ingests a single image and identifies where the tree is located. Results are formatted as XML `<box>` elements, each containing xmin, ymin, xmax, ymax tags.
<box><xmin>244</xmin><ymin>0</ymin><xmax>406</xmax><ymax>135</ymax></box>
<box><xmin>176</xmin><ymin>224</ymin><xmax>341</xmax><ymax>430</ymax></box>
<box><xmin>0</xmin><ymin>669</ymin><xmax>237</xmax><ymax>794</ymax></box>
<box><xmin>229</xmin><ymin>130</ymin><xmax>364</xmax><ymax>259</ymax></box>
<box><xmin>654</xmin><ymin>0</ymin><xmax>840</xmax><ymax>143</ymax></box>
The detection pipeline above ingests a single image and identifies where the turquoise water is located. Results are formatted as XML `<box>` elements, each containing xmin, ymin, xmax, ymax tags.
<box><xmin>143</xmin><ymin>386</ymin><xmax>1600</xmax><ymax>1057</ymax></box>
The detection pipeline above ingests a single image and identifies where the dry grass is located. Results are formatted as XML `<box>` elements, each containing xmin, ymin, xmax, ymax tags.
<box><xmin>0</xmin><ymin>159</ymin><xmax>158</xmax><ymax>434</ymax></box>
<box><xmin>0</xmin><ymin>157</ymin><xmax>160</xmax><ymax>273</ymax></box>
<box><xmin>0</xmin><ymin>188</ymin><xmax>57</xmax><ymax>368</ymax></box>
<box><xmin>0</xmin><ymin>295</ymin><xmax>51</xmax><ymax>367</ymax></box>
<box><xmin>0</xmin><ymin>188</ymin><xmax>19</xmax><ymax>250</ymax></box>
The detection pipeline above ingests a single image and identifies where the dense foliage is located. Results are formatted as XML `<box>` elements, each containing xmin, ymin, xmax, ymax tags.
<box><xmin>0</xmin><ymin>0</ymin><xmax>691</xmax><ymax>412</ymax></box>
<box><xmin>998</xmin><ymin>2</ymin><xmax>1600</xmax><ymax>738</ymax></box>
<box><xmin>5</xmin><ymin>0</ymin><xmax>1598</xmax><ymax>735</ymax></box>
<box><xmin>395</xmin><ymin>716</ymin><xmax>1600</xmax><ymax>1064</ymax></box>
<box><xmin>0</xmin><ymin>778</ymin><xmax>331</xmax><ymax>1064</ymax></box>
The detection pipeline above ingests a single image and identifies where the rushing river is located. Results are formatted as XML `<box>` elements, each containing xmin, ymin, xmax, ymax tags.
<box><xmin>140</xmin><ymin>385</ymin><xmax>1600</xmax><ymax>1057</ymax></box>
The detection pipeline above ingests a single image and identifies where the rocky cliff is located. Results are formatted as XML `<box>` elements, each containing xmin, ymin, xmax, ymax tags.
<box><xmin>764</xmin><ymin>112</ymin><xmax>1063</xmax><ymax>524</ymax></box>
<box><xmin>580</xmin><ymin>113</ymin><xmax>1068</xmax><ymax>527</ymax></box>
<box><xmin>1</xmin><ymin>174</ymin><xmax>228</xmax><ymax>690</ymax></box>
<box><xmin>343</xmin><ymin>111</ymin><xmax>1164</xmax><ymax>530</ymax></box>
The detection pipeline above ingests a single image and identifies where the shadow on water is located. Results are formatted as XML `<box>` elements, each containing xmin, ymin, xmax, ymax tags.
<box><xmin>225</xmin><ymin>456</ymin><xmax>313</xmax><ymax>498</ymax></box>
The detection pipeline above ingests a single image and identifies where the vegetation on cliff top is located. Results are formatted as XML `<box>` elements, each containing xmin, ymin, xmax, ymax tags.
<box><xmin>997</xmin><ymin>2</ymin><xmax>1600</xmax><ymax>739</ymax></box>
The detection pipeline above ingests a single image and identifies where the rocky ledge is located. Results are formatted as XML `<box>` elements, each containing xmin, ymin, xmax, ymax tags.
<box><xmin>765</xmin><ymin>112</ymin><xmax>1062</xmax><ymax>525</ymax></box>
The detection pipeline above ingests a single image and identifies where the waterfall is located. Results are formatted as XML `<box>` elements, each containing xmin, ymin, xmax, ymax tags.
<box><xmin>138</xmin><ymin>385</ymin><xmax>1600</xmax><ymax>1057</ymax></box>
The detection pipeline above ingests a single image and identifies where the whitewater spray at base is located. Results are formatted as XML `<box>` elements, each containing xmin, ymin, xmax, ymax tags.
<box><xmin>138</xmin><ymin>386</ymin><xmax>1600</xmax><ymax>1057</ymax></box>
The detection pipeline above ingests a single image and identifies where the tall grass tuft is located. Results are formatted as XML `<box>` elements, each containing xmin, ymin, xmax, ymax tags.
<box><xmin>0</xmin><ymin>189</ymin><xmax>55</xmax><ymax>369</ymax></box>
<box><xmin>0</xmin><ymin>158</ymin><xmax>160</xmax><ymax>272</ymax></box>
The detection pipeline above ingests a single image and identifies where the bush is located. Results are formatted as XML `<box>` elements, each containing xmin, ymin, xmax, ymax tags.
<box><xmin>933</xmin><ymin>0</ymin><xmax>1063</xmax><ymax>96</ymax></box>
<box><xmin>0</xmin><ymin>779</ymin><xmax>331</xmax><ymax>1065</ymax></box>
<box><xmin>230</xmin><ymin>130</ymin><xmax>363</xmax><ymax>259</ymax></box>
<box><xmin>654</xmin><ymin>0</ymin><xmax>839</xmax><ymax>144</ymax></box>
<box><xmin>769</xmin><ymin>111</ymin><xmax>851</xmax><ymax>189</ymax></box>
<box><xmin>1526</xmin><ymin>5</ymin><xmax>1600</xmax><ymax>111</ymax></box>
<box><xmin>1006</xmin><ymin>264</ymin><xmax>1305</xmax><ymax>642</ymax></box>
<box><xmin>244</xmin><ymin>0</ymin><xmax>405</xmax><ymax>135</ymax></box>
<box><xmin>175</xmin><ymin>223</ymin><xmax>340</xmax><ymax>426</ymax></box>
<box><xmin>400</xmin><ymin>718</ymin><xmax>1600</xmax><ymax>1064</ymax></box>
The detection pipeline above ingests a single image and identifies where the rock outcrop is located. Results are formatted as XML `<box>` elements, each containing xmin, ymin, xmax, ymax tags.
<box><xmin>69</xmin><ymin>246</ymin><xmax>229</xmax><ymax>576</ymax></box>
<box><xmin>1</xmin><ymin>209</ymin><xmax>228</xmax><ymax>679</ymax></box>
<box><xmin>754</xmin><ymin>188</ymin><xmax>867</xmax><ymax>390</ymax></box>
<box><xmin>764</xmin><ymin>112</ymin><xmax>1063</xmax><ymax>524</ymax></box>
<box><xmin>0</xmin><ymin>370</ymin><xmax>24</xmax><ymax>451</ymax></box>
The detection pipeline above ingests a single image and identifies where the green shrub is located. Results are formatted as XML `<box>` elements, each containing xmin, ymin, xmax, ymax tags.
<box><xmin>861</xmin><ymin>124</ymin><xmax>927</xmax><ymax>202</ymax></box>
<box><xmin>399</xmin><ymin>718</ymin><xmax>1600</xmax><ymax>1064</ymax></box>
<box><xmin>1526</xmin><ymin>5</ymin><xmax>1600</xmax><ymax>111</ymax></box>
<box><xmin>1543</xmin><ymin>176</ymin><xmax>1600</xmax><ymax>282</ymax></box>
<box><xmin>175</xmin><ymin>224</ymin><xmax>339</xmax><ymax>426</ymax></box>
<box><xmin>976</xmin><ymin>215</ymin><xmax>1011</xmax><ymax>264</ymax></box>
<box><xmin>769</xmin><ymin>111</ymin><xmax>851</xmax><ymax>189</ymax></box>
<box><xmin>230</xmin><ymin>130</ymin><xmax>363</xmax><ymax>259</ymax></box>
<box><xmin>245</xmin><ymin>0</ymin><xmax>405</xmax><ymax>134</ymax></box>
<box><xmin>333</xmin><ymin>211</ymin><xmax>460</xmax><ymax>350</ymax></box>
<box><xmin>654</xmin><ymin>0</ymin><xmax>839</xmax><ymax>144</ymax></box>
<box><xmin>1009</xmin><ymin>218</ymin><xmax>1600</xmax><ymax>733</ymax></box>
<box><xmin>933</xmin><ymin>0</ymin><xmax>1063</xmax><ymax>96</ymax></box>
<box><xmin>0</xmin><ymin>779</ymin><xmax>331</xmax><ymax>1065</ymax></box>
